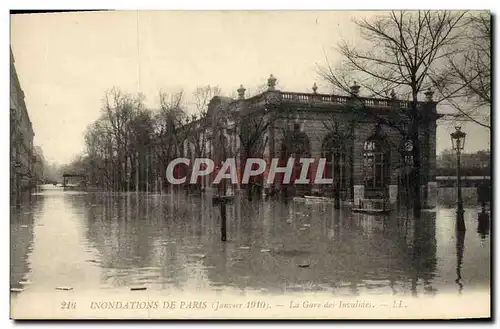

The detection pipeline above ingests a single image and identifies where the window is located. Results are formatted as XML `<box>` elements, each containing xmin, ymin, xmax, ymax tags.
<box><xmin>363</xmin><ymin>138</ymin><xmax>389</xmax><ymax>189</ymax></box>
<box><xmin>321</xmin><ymin>132</ymin><xmax>349</xmax><ymax>193</ymax></box>
<box><xmin>323</xmin><ymin>147</ymin><xmax>347</xmax><ymax>190</ymax></box>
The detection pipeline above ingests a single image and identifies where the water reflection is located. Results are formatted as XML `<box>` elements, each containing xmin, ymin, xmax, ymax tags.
<box><xmin>10</xmin><ymin>201</ymin><xmax>37</xmax><ymax>291</ymax></box>
<box><xmin>10</xmin><ymin>186</ymin><xmax>490</xmax><ymax>298</ymax></box>
<box><xmin>477</xmin><ymin>211</ymin><xmax>490</xmax><ymax>240</ymax></box>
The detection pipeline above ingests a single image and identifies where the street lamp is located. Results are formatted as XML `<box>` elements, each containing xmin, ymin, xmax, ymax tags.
<box><xmin>450</xmin><ymin>126</ymin><xmax>466</xmax><ymax>231</ymax></box>
<box><xmin>478</xmin><ymin>158</ymin><xmax>489</xmax><ymax>215</ymax></box>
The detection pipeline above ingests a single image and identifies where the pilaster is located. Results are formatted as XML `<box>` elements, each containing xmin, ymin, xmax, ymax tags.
<box><xmin>353</xmin><ymin>185</ymin><xmax>364</xmax><ymax>207</ymax></box>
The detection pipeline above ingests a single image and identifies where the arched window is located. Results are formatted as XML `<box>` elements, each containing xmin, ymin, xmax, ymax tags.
<box><xmin>280</xmin><ymin>123</ymin><xmax>311</xmax><ymax>185</ymax></box>
<box><xmin>281</xmin><ymin>123</ymin><xmax>310</xmax><ymax>158</ymax></box>
<box><xmin>363</xmin><ymin>137</ymin><xmax>389</xmax><ymax>190</ymax></box>
<box><xmin>322</xmin><ymin>134</ymin><xmax>347</xmax><ymax>190</ymax></box>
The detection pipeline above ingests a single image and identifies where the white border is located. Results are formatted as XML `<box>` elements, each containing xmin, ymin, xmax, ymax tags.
<box><xmin>2</xmin><ymin>2</ymin><xmax>498</xmax><ymax>328</ymax></box>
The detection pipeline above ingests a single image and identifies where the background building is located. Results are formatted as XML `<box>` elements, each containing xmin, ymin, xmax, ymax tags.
<box><xmin>10</xmin><ymin>48</ymin><xmax>36</xmax><ymax>204</ymax></box>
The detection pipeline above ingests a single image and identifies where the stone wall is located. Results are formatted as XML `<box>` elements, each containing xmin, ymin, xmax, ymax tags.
<box><xmin>267</xmin><ymin>108</ymin><xmax>436</xmax><ymax>205</ymax></box>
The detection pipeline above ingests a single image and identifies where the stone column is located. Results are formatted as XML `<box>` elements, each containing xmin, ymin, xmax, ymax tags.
<box><xmin>262</xmin><ymin>116</ymin><xmax>271</xmax><ymax>196</ymax></box>
<box><xmin>352</xmin><ymin>124</ymin><xmax>365</xmax><ymax>207</ymax></box>
<box><xmin>353</xmin><ymin>185</ymin><xmax>364</xmax><ymax>207</ymax></box>
<box><xmin>423</xmin><ymin>88</ymin><xmax>437</xmax><ymax>209</ymax></box>
<box><xmin>310</xmin><ymin>151</ymin><xmax>321</xmax><ymax>196</ymax></box>
<box><xmin>349</xmin><ymin>90</ymin><xmax>365</xmax><ymax>206</ymax></box>
<box><xmin>425</xmin><ymin>182</ymin><xmax>438</xmax><ymax>208</ymax></box>
<box><xmin>234</xmin><ymin>131</ymin><xmax>241</xmax><ymax>191</ymax></box>
<box><xmin>388</xmin><ymin>185</ymin><xmax>398</xmax><ymax>205</ymax></box>
<box><xmin>419</xmin><ymin>177</ymin><xmax>438</xmax><ymax>208</ymax></box>
<box><xmin>388</xmin><ymin>143</ymin><xmax>400</xmax><ymax>207</ymax></box>
<box><xmin>262</xmin><ymin>155</ymin><xmax>271</xmax><ymax>197</ymax></box>
<box><xmin>420</xmin><ymin>185</ymin><xmax>427</xmax><ymax>208</ymax></box>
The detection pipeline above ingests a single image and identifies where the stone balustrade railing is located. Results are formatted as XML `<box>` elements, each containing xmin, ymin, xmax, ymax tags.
<box><xmin>280</xmin><ymin>91</ymin><xmax>411</xmax><ymax>109</ymax></box>
<box><xmin>240</xmin><ymin>90</ymin><xmax>417</xmax><ymax>110</ymax></box>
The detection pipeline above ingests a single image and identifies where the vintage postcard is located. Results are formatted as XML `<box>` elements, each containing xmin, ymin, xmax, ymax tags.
<box><xmin>9</xmin><ymin>10</ymin><xmax>491</xmax><ymax>320</ymax></box>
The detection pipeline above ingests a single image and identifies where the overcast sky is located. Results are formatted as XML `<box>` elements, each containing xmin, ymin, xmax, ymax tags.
<box><xmin>11</xmin><ymin>10</ymin><xmax>490</xmax><ymax>165</ymax></box>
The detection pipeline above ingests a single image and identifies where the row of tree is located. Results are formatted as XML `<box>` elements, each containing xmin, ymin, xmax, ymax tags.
<box><xmin>66</xmin><ymin>86</ymin><xmax>221</xmax><ymax>192</ymax></box>
<box><xmin>438</xmin><ymin>149</ymin><xmax>490</xmax><ymax>170</ymax></box>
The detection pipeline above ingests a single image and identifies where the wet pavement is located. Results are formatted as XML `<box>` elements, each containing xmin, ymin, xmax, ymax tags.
<box><xmin>10</xmin><ymin>185</ymin><xmax>490</xmax><ymax>299</ymax></box>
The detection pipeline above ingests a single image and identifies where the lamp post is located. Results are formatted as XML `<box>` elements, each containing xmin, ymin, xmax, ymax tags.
<box><xmin>450</xmin><ymin>126</ymin><xmax>466</xmax><ymax>231</ymax></box>
<box><xmin>478</xmin><ymin>158</ymin><xmax>489</xmax><ymax>214</ymax></box>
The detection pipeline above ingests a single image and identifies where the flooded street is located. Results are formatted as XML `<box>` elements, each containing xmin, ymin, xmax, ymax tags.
<box><xmin>11</xmin><ymin>185</ymin><xmax>490</xmax><ymax>302</ymax></box>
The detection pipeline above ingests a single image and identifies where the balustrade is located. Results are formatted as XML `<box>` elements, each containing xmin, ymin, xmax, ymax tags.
<box><xmin>280</xmin><ymin>91</ymin><xmax>412</xmax><ymax>109</ymax></box>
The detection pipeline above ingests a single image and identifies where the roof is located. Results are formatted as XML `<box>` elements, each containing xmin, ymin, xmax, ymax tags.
<box><xmin>207</xmin><ymin>96</ymin><xmax>235</xmax><ymax>117</ymax></box>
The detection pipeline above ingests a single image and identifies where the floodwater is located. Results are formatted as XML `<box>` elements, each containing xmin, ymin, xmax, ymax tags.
<box><xmin>10</xmin><ymin>185</ymin><xmax>490</xmax><ymax>314</ymax></box>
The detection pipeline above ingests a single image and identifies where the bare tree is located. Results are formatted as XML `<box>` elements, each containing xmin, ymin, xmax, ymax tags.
<box><xmin>153</xmin><ymin>91</ymin><xmax>189</xmax><ymax>189</ymax></box>
<box><xmin>193</xmin><ymin>85</ymin><xmax>221</xmax><ymax>116</ymax></box>
<box><xmin>84</xmin><ymin>119</ymin><xmax>107</xmax><ymax>188</ymax></box>
<box><xmin>80</xmin><ymin>88</ymin><xmax>151</xmax><ymax>191</ymax></box>
<box><xmin>189</xmin><ymin>85</ymin><xmax>222</xmax><ymax>159</ymax></box>
<box><xmin>433</xmin><ymin>12</ymin><xmax>491</xmax><ymax>128</ymax></box>
<box><xmin>100</xmin><ymin>88</ymin><xmax>146</xmax><ymax>191</ymax></box>
<box><xmin>180</xmin><ymin>86</ymin><xmax>222</xmax><ymax>192</ymax></box>
<box><xmin>318</xmin><ymin>10</ymin><xmax>467</xmax><ymax>217</ymax></box>
<box><xmin>128</xmin><ymin>108</ymin><xmax>154</xmax><ymax>191</ymax></box>
<box><xmin>229</xmin><ymin>107</ymin><xmax>274</xmax><ymax>200</ymax></box>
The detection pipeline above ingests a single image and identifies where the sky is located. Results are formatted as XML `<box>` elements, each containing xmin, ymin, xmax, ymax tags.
<box><xmin>10</xmin><ymin>10</ymin><xmax>491</xmax><ymax>165</ymax></box>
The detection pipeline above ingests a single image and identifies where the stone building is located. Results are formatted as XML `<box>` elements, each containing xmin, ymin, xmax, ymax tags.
<box><xmin>180</xmin><ymin>97</ymin><xmax>237</xmax><ymax>193</ymax></box>
<box><xmin>10</xmin><ymin>48</ymin><xmax>36</xmax><ymax>204</ymax></box>
<box><xmin>187</xmin><ymin>74</ymin><xmax>439</xmax><ymax>208</ymax></box>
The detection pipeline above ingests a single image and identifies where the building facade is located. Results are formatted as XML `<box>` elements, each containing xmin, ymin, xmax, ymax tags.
<box><xmin>184</xmin><ymin>75</ymin><xmax>439</xmax><ymax>208</ymax></box>
<box><xmin>10</xmin><ymin>48</ymin><xmax>36</xmax><ymax>204</ymax></box>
